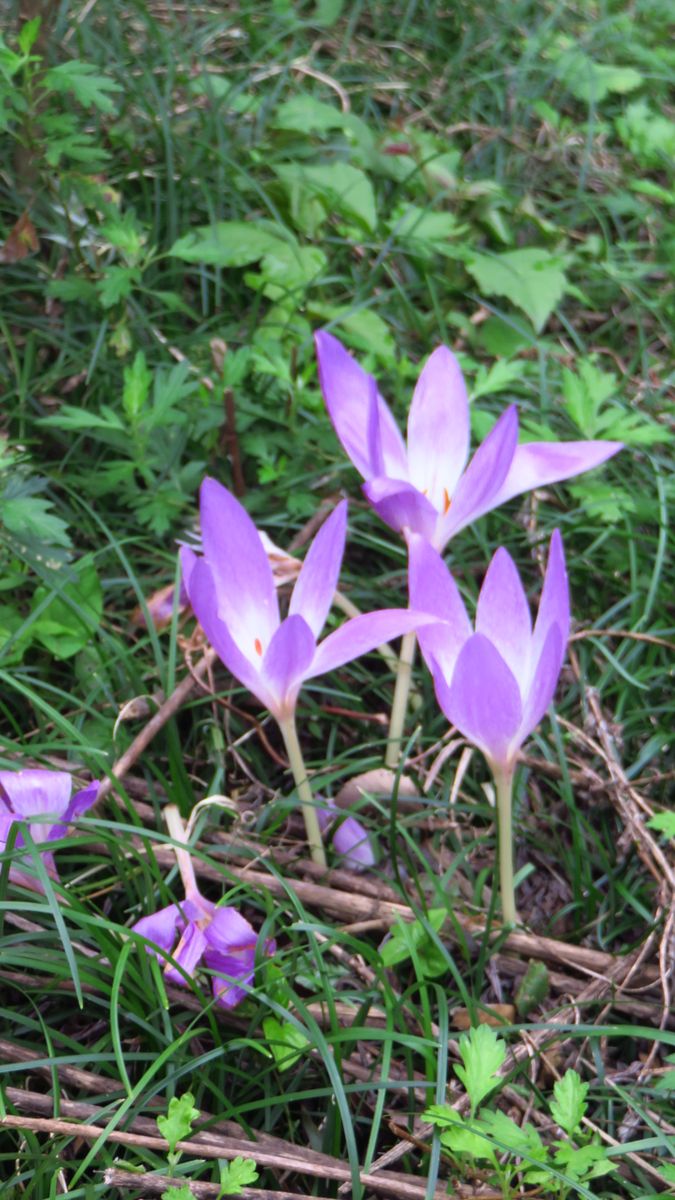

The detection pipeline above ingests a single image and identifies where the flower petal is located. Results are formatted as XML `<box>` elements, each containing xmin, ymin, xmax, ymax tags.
<box><xmin>289</xmin><ymin>501</ymin><xmax>347</xmax><ymax>638</ymax></box>
<box><xmin>204</xmin><ymin>905</ymin><xmax>258</xmax><ymax>954</ymax></box>
<box><xmin>199</xmin><ymin>477</ymin><xmax>279</xmax><ymax>657</ymax></box>
<box><xmin>363</xmin><ymin>477</ymin><xmax>438</xmax><ymax>541</ymax></box>
<box><xmin>490</xmin><ymin>439</ymin><xmax>623</xmax><ymax>509</ymax></box>
<box><xmin>532</xmin><ymin>529</ymin><xmax>569</xmax><ymax>673</ymax></box>
<box><xmin>49</xmin><ymin>780</ymin><xmax>100</xmax><ymax>844</ymax></box>
<box><xmin>164</xmin><ymin>921</ymin><xmax>208</xmax><ymax>984</ymax></box>
<box><xmin>204</xmin><ymin>946</ymin><xmax>256</xmax><ymax>1009</ymax></box>
<box><xmin>315</xmin><ymin>330</ymin><xmax>407</xmax><ymax>479</ymax></box>
<box><xmin>308</xmin><ymin>608</ymin><xmax>435</xmax><ymax>680</ymax></box>
<box><xmin>261</xmin><ymin>614</ymin><xmax>316</xmax><ymax>720</ymax></box>
<box><xmin>0</xmin><ymin>770</ymin><xmax>72</xmax><ymax>845</ymax></box>
<box><xmin>436</xmin><ymin>405</ymin><xmax>519</xmax><ymax>547</ymax></box>
<box><xmin>408</xmin><ymin>534</ymin><xmax>472</xmax><ymax>680</ymax></box>
<box><xmin>132</xmin><ymin>903</ymin><xmax>183</xmax><ymax>955</ymax></box>
<box><xmin>331</xmin><ymin>814</ymin><xmax>376</xmax><ymax>870</ymax></box>
<box><xmin>519</xmin><ymin>624</ymin><xmax>564</xmax><ymax>745</ymax></box>
<box><xmin>187</xmin><ymin>558</ymin><xmax>277</xmax><ymax>713</ymax></box>
<box><xmin>476</xmin><ymin>548</ymin><xmax>532</xmax><ymax>689</ymax></box>
<box><xmin>407</xmin><ymin>345</ymin><xmax>470</xmax><ymax>508</ymax></box>
<box><xmin>437</xmin><ymin>633</ymin><xmax>523</xmax><ymax>767</ymax></box>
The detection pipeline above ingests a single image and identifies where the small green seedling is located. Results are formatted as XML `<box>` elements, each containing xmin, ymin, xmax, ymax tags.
<box><xmin>157</xmin><ymin>1092</ymin><xmax>200</xmax><ymax>1169</ymax></box>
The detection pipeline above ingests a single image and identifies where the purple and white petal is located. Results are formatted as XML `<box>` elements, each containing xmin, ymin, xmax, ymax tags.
<box><xmin>519</xmin><ymin>624</ymin><xmax>565</xmax><ymax>746</ymax></box>
<box><xmin>407</xmin><ymin>346</ymin><xmax>470</xmax><ymax>509</ymax></box>
<box><xmin>532</xmin><ymin>529</ymin><xmax>569</xmax><ymax>670</ymax></box>
<box><xmin>289</xmin><ymin>501</ymin><xmax>347</xmax><ymax>639</ymax></box>
<box><xmin>0</xmin><ymin>770</ymin><xmax>73</xmax><ymax>845</ymax></box>
<box><xmin>476</xmin><ymin>548</ymin><xmax>532</xmax><ymax>689</ymax></box>
<box><xmin>132</xmin><ymin>903</ymin><xmax>184</xmax><ymax>955</ymax></box>
<box><xmin>440</xmin><ymin>634</ymin><xmax>523</xmax><ymax>768</ymax></box>
<box><xmin>363</xmin><ymin>477</ymin><xmax>438</xmax><ymax>541</ymax></box>
<box><xmin>260</xmin><ymin>615</ymin><xmax>317</xmax><ymax>720</ymax></box>
<box><xmin>308</xmin><ymin>608</ymin><xmax>435</xmax><ymax>680</ymax></box>
<box><xmin>331</xmin><ymin>813</ymin><xmax>376</xmax><ymax>870</ymax></box>
<box><xmin>315</xmin><ymin>331</ymin><xmax>407</xmax><ymax>480</ymax></box>
<box><xmin>205</xmin><ymin>946</ymin><xmax>256</xmax><ymax>1009</ymax></box>
<box><xmin>49</xmin><ymin>780</ymin><xmax>100</xmax><ymax>843</ymax></box>
<box><xmin>204</xmin><ymin>905</ymin><xmax>259</xmax><ymax>954</ymax></box>
<box><xmin>199</xmin><ymin>478</ymin><xmax>279</xmax><ymax>654</ymax></box>
<box><xmin>489</xmin><ymin>439</ymin><xmax>623</xmax><ymax>511</ymax></box>
<box><xmin>408</xmin><ymin>534</ymin><xmax>472</xmax><ymax>680</ymax></box>
<box><xmin>435</xmin><ymin>405</ymin><xmax>519</xmax><ymax>547</ymax></box>
<box><xmin>164</xmin><ymin>920</ymin><xmax>208</xmax><ymax>984</ymax></box>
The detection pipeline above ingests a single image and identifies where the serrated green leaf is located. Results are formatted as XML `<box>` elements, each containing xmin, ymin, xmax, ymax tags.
<box><xmin>123</xmin><ymin>351</ymin><xmax>153</xmax><ymax>422</ymax></box>
<box><xmin>170</xmin><ymin>221</ymin><xmax>290</xmax><ymax>267</ymax></box>
<box><xmin>47</xmin><ymin>276</ymin><xmax>99</xmax><ymax>303</ymax></box>
<box><xmin>562</xmin><ymin>359</ymin><xmax>617</xmax><ymax>437</ymax></box>
<box><xmin>454</xmin><ymin>1024</ymin><xmax>506</xmax><ymax>1115</ymax></box>
<box><xmin>616</xmin><ymin>100</ymin><xmax>675</xmax><ymax>167</ymax></box>
<box><xmin>18</xmin><ymin>18</ymin><xmax>41</xmax><ymax>55</ymax></box>
<box><xmin>550</xmin><ymin>1069</ymin><xmax>588</xmax><ymax>1135</ymax></box>
<box><xmin>162</xmin><ymin>1187</ymin><xmax>194</xmax><ymax>1200</ymax></box>
<box><xmin>424</xmin><ymin>1107</ymin><xmax>496</xmax><ymax>1164</ymax></box>
<box><xmin>44</xmin><ymin>60</ymin><xmax>122</xmax><ymax>112</ymax></box>
<box><xmin>470</xmin><ymin>359</ymin><xmax>524</xmax><ymax>401</ymax></box>
<box><xmin>1</xmin><ymin>495</ymin><xmax>71</xmax><ymax>549</ymax></box>
<box><xmin>157</xmin><ymin>1092</ymin><xmax>200</xmax><ymax>1158</ymax></box>
<box><xmin>263</xmin><ymin>1016</ymin><xmax>310</xmax><ymax>1071</ymax></box>
<box><xmin>38</xmin><ymin>404</ymin><xmax>125</xmax><ymax>434</ymax></box>
<box><xmin>97</xmin><ymin>265</ymin><xmax>140</xmax><ymax>308</ymax></box>
<box><xmin>218</xmin><ymin>1156</ymin><xmax>259</xmax><ymax>1196</ymax></box>
<box><xmin>273</xmin><ymin>95</ymin><xmax>344</xmax><ymax>133</ymax></box>
<box><xmin>466</xmin><ymin>248</ymin><xmax>569</xmax><ymax>332</ymax></box>
<box><xmin>380</xmin><ymin>909</ymin><xmax>446</xmax><ymax>969</ymax></box>
<box><xmin>276</xmin><ymin>161</ymin><xmax>376</xmax><ymax>233</ymax></box>
<box><xmin>32</xmin><ymin>560</ymin><xmax>103</xmax><ymax>660</ymax></box>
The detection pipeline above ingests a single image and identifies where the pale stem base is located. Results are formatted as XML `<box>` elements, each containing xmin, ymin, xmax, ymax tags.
<box><xmin>164</xmin><ymin>804</ymin><xmax>198</xmax><ymax>898</ymax></box>
<box><xmin>492</xmin><ymin>763</ymin><xmax>519</xmax><ymax>926</ymax></box>
<box><xmin>279</xmin><ymin>716</ymin><xmax>327</xmax><ymax>868</ymax></box>
<box><xmin>385</xmin><ymin>630</ymin><xmax>417</xmax><ymax>769</ymax></box>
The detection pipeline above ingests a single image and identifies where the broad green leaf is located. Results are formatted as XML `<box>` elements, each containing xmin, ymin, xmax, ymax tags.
<box><xmin>46</xmin><ymin>277</ymin><xmax>99</xmax><ymax>303</ymax></box>
<box><xmin>554</xmin><ymin>1139</ymin><xmax>614</xmax><ymax>1180</ymax></box>
<box><xmin>218</xmin><ymin>1157</ymin><xmax>259</xmax><ymax>1196</ymax></box>
<box><xmin>44</xmin><ymin>61</ymin><xmax>122</xmax><ymax>112</ymax></box>
<box><xmin>616</xmin><ymin>100</ymin><xmax>675</xmax><ymax>168</ymax></box>
<box><xmin>514</xmin><ymin>960</ymin><xmax>550</xmax><ymax>1017</ymax></box>
<box><xmin>0</xmin><ymin>605</ymin><xmax>34</xmax><ymax>665</ymax></box>
<box><xmin>0</xmin><ymin>34</ymin><xmax>27</xmax><ymax>80</ymax></box>
<box><xmin>273</xmin><ymin>95</ymin><xmax>344</xmax><ymax>133</ymax></box>
<box><xmin>38</xmin><ymin>404</ymin><xmax>125</xmax><ymax>434</ymax></box>
<box><xmin>1</xmin><ymin>495</ymin><xmax>71</xmax><ymax>549</ymax></box>
<box><xmin>480</xmin><ymin>1108</ymin><xmax>547</xmax><ymax>1164</ymax></box>
<box><xmin>552</xmin><ymin>47</ymin><xmax>643</xmax><ymax>103</ymax></box>
<box><xmin>647</xmin><ymin>812</ymin><xmax>675</xmax><ymax>839</ymax></box>
<box><xmin>97</xmin><ymin>265</ymin><xmax>140</xmax><ymax>308</ymax></box>
<box><xmin>263</xmin><ymin>1016</ymin><xmax>310</xmax><ymax>1070</ymax></box>
<box><xmin>169</xmin><ymin>221</ymin><xmax>291</xmax><ymax>267</ymax></box>
<box><xmin>123</xmin><ymin>351</ymin><xmax>153</xmax><ymax>422</ymax></box>
<box><xmin>156</xmin><ymin>1092</ymin><xmax>200</xmax><ymax>1158</ymax></box>
<box><xmin>32</xmin><ymin>561</ymin><xmax>103</xmax><ymax>659</ymax></box>
<box><xmin>249</xmin><ymin>243</ymin><xmax>327</xmax><ymax>301</ymax></box>
<box><xmin>380</xmin><ymin>909</ymin><xmax>446</xmax><ymax>969</ymax></box>
<box><xmin>18</xmin><ymin>17</ymin><xmax>41</xmax><ymax>54</ymax></box>
<box><xmin>424</xmin><ymin>1108</ymin><xmax>496</xmax><ymax>1165</ymax></box>
<box><xmin>454</xmin><ymin>1023</ymin><xmax>506</xmax><ymax>1115</ymax></box>
<box><xmin>308</xmin><ymin>304</ymin><xmax>396</xmax><ymax>365</ymax></box>
<box><xmin>465</xmin><ymin>248</ymin><xmax>569</xmax><ymax>332</ymax></box>
<box><xmin>550</xmin><ymin>1069</ymin><xmax>588</xmax><ymax>1135</ymax></box>
<box><xmin>276</xmin><ymin>162</ymin><xmax>377</xmax><ymax>233</ymax></box>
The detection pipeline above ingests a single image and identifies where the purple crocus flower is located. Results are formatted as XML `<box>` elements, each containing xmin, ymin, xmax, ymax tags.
<box><xmin>315</xmin><ymin>331</ymin><xmax>621</xmax><ymax>551</ymax></box>
<box><xmin>0</xmin><ymin>769</ymin><xmax>100</xmax><ymax>889</ymax></box>
<box><xmin>179</xmin><ymin>480</ymin><xmax>432</xmax><ymax>725</ymax></box>
<box><xmin>317</xmin><ymin>799</ymin><xmax>375</xmax><ymax>871</ymax></box>
<box><xmin>408</xmin><ymin>531</ymin><xmax>569</xmax><ymax>770</ymax></box>
<box><xmin>132</xmin><ymin>888</ymin><xmax>272</xmax><ymax>1010</ymax></box>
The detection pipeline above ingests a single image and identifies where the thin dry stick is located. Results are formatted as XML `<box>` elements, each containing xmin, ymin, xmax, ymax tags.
<box><xmin>103</xmin><ymin>1172</ymin><xmax>336</xmax><ymax>1200</ymax></box>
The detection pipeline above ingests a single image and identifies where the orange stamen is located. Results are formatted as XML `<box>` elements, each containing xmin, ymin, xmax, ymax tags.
<box><xmin>254</xmin><ymin>637</ymin><xmax>263</xmax><ymax>656</ymax></box>
<box><xmin>443</xmin><ymin>488</ymin><xmax>452</xmax><ymax>514</ymax></box>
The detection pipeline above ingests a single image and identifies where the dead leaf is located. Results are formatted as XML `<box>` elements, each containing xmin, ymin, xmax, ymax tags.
<box><xmin>0</xmin><ymin>211</ymin><xmax>40</xmax><ymax>263</ymax></box>
<box><xmin>335</xmin><ymin>768</ymin><xmax>421</xmax><ymax>811</ymax></box>
<box><xmin>451</xmin><ymin>1004</ymin><xmax>516</xmax><ymax>1030</ymax></box>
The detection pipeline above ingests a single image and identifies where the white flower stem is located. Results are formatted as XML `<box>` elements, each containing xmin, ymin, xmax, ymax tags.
<box><xmin>385</xmin><ymin>631</ymin><xmax>417</xmax><ymax>769</ymax></box>
<box><xmin>333</xmin><ymin>590</ymin><xmax>398</xmax><ymax>667</ymax></box>
<box><xmin>492</xmin><ymin>763</ymin><xmax>519</xmax><ymax>926</ymax></box>
<box><xmin>279</xmin><ymin>715</ymin><xmax>327</xmax><ymax>868</ymax></box>
<box><xmin>164</xmin><ymin>804</ymin><xmax>198</xmax><ymax>898</ymax></box>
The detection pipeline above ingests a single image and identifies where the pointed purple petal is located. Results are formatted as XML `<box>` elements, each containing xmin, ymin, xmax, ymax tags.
<box><xmin>308</xmin><ymin>608</ymin><xmax>436</xmax><ymax>679</ymax></box>
<box><xmin>132</xmin><ymin>903</ymin><xmax>183</xmax><ymax>955</ymax></box>
<box><xmin>408</xmin><ymin>534</ymin><xmax>472</xmax><ymax>680</ymax></box>
<box><xmin>407</xmin><ymin>346</ymin><xmax>470</xmax><ymax>508</ymax></box>
<box><xmin>476</xmin><ymin>548</ymin><xmax>532</xmax><ymax>688</ymax></box>
<box><xmin>260</xmin><ymin>614</ymin><xmax>316</xmax><ymax>720</ymax></box>
<box><xmin>0</xmin><ymin>770</ymin><xmax>72</xmax><ymax>845</ymax></box>
<box><xmin>439</xmin><ymin>633</ymin><xmax>523</xmax><ymax>767</ymax></box>
<box><xmin>315</xmin><ymin>330</ymin><xmax>407</xmax><ymax>479</ymax></box>
<box><xmin>204</xmin><ymin>946</ymin><xmax>256</xmax><ymax>1009</ymax></box>
<box><xmin>204</xmin><ymin>905</ymin><xmax>258</xmax><ymax>954</ymax></box>
<box><xmin>199</xmin><ymin>477</ymin><xmax>279</xmax><ymax>655</ymax></box>
<box><xmin>289</xmin><ymin>501</ymin><xmax>347</xmax><ymax>638</ymax></box>
<box><xmin>363</xmin><ymin>477</ymin><xmax>438</xmax><ymax>541</ymax></box>
<box><xmin>519</xmin><ymin>624</ymin><xmax>565</xmax><ymax>746</ymax></box>
<box><xmin>164</xmin><ymin>920</ymin><xmax>208</xmax><ymax>984</ymax></box>
<box><xmin>490</xmin><ymin>439</ymin><xmax>623</xmax><ymax>509</ymax></box>
<box><xmin>532</xmin><ymin>529</ymin><xmax>570</xmax><ymax>670</ymax></box>
<box><xmin>331</xmin><ymin>814</ymin><xmax>376</xmax><ymax>870</ymax></box>
<box><xmin>187</xmin><ymin>559</ymin><xmax>277</xmax><ymax>713</ymax></box>
<box><xmin>436</xmin><ymin>406</ymin><xmax>519</xmax><ymax>547</ymax></box>
<box><xmin>180</xmin><ymin>544</ymin><xmax>198</xmax><ymax>592</ymax></box>
<box><xmin>49</xmin><ymin>780</ymin><xmax>100</xmax><ymax>844</ymax></box>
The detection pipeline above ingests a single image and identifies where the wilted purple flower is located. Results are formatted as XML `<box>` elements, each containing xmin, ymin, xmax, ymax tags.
<box><xmin>132</xmin><ymin>886</ymin><xmax>273</xmax><ymax>1009</ymax></box>
<box><xmin>0</xmin><ymin>769</ymin><xmax>99</xmax><ymax>889</ymax></box>
<box><xmin>180</xmin><ymin>480</ymin><xmax>433</xmax><ymax>725</ymax></box>
<box><xmin>317</xmin><ymin>798</ymin><xmax>375</xmax><ymax>871</ymax></box>
<box><xmin>409</xmin><ymin>530</ymin><xmax>569</xmax><ymax>770</ymax></box>
<box><xmin>315</xmin><ymin>331</ymin><xmax>621</xmax><ymax>551</ymax></box>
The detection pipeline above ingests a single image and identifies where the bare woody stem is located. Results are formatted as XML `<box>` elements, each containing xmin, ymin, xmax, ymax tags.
<box><xmin>278</xmin><ymin>715</ymin><xmax>327</xmax><ymax>869</ymax></box>
<box><xmin>491</xmin><ymin>763</ymin><xmax>518</xmax><ymax>926</ymax></box>
<box><xmin>163</xmin><ymin>804</ymin><xmax>199</xmax><ymax>898</ymax></box>
<box><xmin>384</xmin><ymin>631</ymin><xmax>417</xmax><ymax>769</ymax></box>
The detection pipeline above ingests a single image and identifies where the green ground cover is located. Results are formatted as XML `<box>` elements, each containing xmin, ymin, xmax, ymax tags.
<box><xmin>0</xmin><ymin>0</ymin><xmax>673</xmax><ymax>1196</ymax></box>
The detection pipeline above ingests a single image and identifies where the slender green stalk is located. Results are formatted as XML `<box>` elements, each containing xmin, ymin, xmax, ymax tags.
<box><xmin>385</xmin><ymin>631</ymin><xmax>417</xmax><ymax>769</ymax></box>
<box><xmin>164</xmin><ymin>804</ymin><xmax>198</xmax><ymax>897</ymax></box>
<box><xmin>279</xmin><ymin>715</ymin><xmax>327</xmax><ymax>868</ymax></box>
<box><xmin>492</xmin><ymin>763</ymin><xmax>518</xmax><ymax>926</ymax></box>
